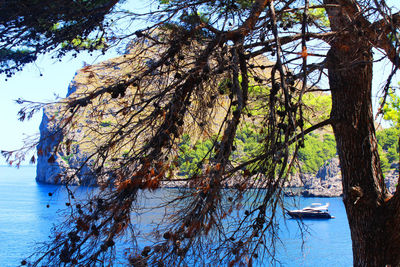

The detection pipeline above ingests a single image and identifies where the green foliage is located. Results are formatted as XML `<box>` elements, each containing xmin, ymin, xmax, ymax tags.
<box><xmin>379</xmin><ymin>87</ymin><xmax>400</xmax><ymax>170</ymax></box>
<box><xmin>232</xmin><ymin>123</ymin><xmax>264</xmax><ymax>161</ymax></box>
<box><xmin>297</xmin><ymin>133</ymin><xmax>337</xmax><ymax>173</ymax></box>
<box><xmin>376</xmin><ymin>127</ymin><xmax>399</xmax><ymax>171</ymax></box>
<box><xmin>280</xmin><ymin>2</ymin><xmax>330</xmax><ymax>30</ymax></box>
<box><xmin>217</xmin><ymin>78</ymin><xmax>233</xmax><ymax>95</ymax></box>
<box><xmin>61</xmin><ymin>153</ymin><xmax>73</xmax><ymax>164</ymax></box>
<box><xmin>0</xmin><ymin>0</ymin><xmax>119</xmax><ymax>75</ymax></box>
<box><xmin>377</xmin><ymin>127</ymin><xmax>399</xmax><ymax>150</ymax></box>
<box><xmin>177</xmin><ymin>90</ymin><xmax>335</xmax><ymax>176</ymax></box>
<box><xmin>388</xmin><ymin>30</ymin><xmax>400</xmax><ymax>45</ymax></box>
<box><xmin>177</xmin><ymin>134</ymin><xmax>214</xmax><ymax>177</ymax></box>
<box><xmin>62</xmin><ymin>37</ymin><xmax>107</xmax><ymax>51</ymax></box>
<box><xmin>308</xmin><ymin>6</ymin><xmax>330</xmax><ymax>27</ymax></box>
<box><xmin>122</xmin><ymin>150</ymin><xmax>130</xmax><ymax>158</ymax></box>
<box><xmin>246</xmin><ymin>81</ymin><xmax>270</xmax><ymax>117</ymax></box>
<box><xmin>100</xmin><ymin>121</ymin><xmax>112</xmax><ymax>127</ymax></box>
<box><xmin>178</xmin><ymin>128</ymin><xmax>338</xmax><ymax>177</ymax></box>
<box><xmin>387</xmin><ymin>145</ymin><xmax>399</xmax><ymax>163</ymax></box>
<box><xmin>177</xmin><ymin>124</ymin><xmax>264</xmax><ymax>177</ymax></box>
<box><xmin>378</xmin><ymin>144</ymin><xmax>390</xmax><ymax>173</ymax></box>
<box><xmin>301</xmin><ymin>92</ymin><xmax>331</xmax><ymax>127</ymax></box>
<box><xmin>382</xmin><ymin>88</ymin><xmax>400</xmax><ymax>128</ymax></box>
<box><xmin>0</xmin><ymin>48</ymin><xmax>37</xmax><ymax>70</ymax></box>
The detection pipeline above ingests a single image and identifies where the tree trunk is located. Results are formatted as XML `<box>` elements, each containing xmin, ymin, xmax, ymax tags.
<box><xmin>325</xmin><ymin>2</ymin><xmax>400</xmax><ymax>266</ymax></box>
<box><xmin>328</xmin><ymin>41</ymin><xmax>387</xmax><ymax>267</ymax></box>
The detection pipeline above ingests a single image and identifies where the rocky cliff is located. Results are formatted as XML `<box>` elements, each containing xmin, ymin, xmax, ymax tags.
<box><xmin>36</xmin><ymin>104</ymin><xmax>66</xmax><ymax>184</ymax></box>
<box><xmin>35</xmin><ymin>47</ymin><xmax>399</xmax><ymax>196</ymax></box>
<box><xmin>36</xmin><ymin>81</ymin><xmax>98</xmax><ymax>185</ymax></box>
<box><xmin>35</xmin><ymin>40</ymin><xmax>276</xmax><ymax>186</ymax></box>
<box><xmin>301</xmin><ymin>158</ymin><xmax>342</xmax><ymax>197</ymax></box>
<box><xmin>35</xmin><ymin>57</ymin><xmax>130</xmax><ymax>185</ymax></box>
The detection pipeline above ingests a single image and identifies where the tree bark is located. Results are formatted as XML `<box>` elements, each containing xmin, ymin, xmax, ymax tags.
<box><xmin>325</xmin><ymin>1</ymin><xmax>400</xmax><ymax>266</ymax></box>
<box><xmin>328</xmin><ymin>41</ymin><xmax>388</xmax><ymax>267</ymax></box>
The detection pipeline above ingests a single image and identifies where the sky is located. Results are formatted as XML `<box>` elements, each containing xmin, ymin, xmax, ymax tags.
<box><xmin>0</xmin><ymin>1</ymin><xmax>399</xmax><ymax>165</ymax></box>
<box><xmin>0</xmin><ymin>0</ymin><xmax>145</xmax><ymax>165</ymax></box>
<box><xmin>0</xmin><ymin>52</ymin><xmax>120</xmax><ymax>165</ymax></box>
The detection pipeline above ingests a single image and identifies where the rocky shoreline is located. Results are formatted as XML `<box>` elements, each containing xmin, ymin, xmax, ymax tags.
<box><xmin>36</xmin><ymin>155</ymin><xmax>400</xmax><ymax>197</ymax></box>
<box><xmin>299</xmin><ymin>158</ymin><xmax>344</xmax><ymax>197</ymax></box>
<box><xmin>133</xmin><ymin>158</ymin><xmax>343</xmax><ymax>196</ymax></box>
<box><xmin>286</xmin><ymin>158</ymin><xmax>399</xmax><ymax>197</ymax></box>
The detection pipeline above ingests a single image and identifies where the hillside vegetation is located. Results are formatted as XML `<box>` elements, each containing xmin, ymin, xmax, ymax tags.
<box><xmin>36</xmin><ymin>44</ymin><xmax>399</xmax><ymax>185</ymax></box>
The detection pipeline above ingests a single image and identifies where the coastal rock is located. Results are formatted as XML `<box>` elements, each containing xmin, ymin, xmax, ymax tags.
<box><xmin>298</xmin><ymin>158</ymin><xmax>400</xmax><ymax>197</ymax></box>
<box><xmin>36</xmin><ymin>106</ymin><xmax>66</xmax><ymax>184</ymax></box>
<box><xmin>301</xmin><ymin>158</ymin><xmax>343</xmax><ymax>197</ymax></box>
<box><xmin>283</xmin><ymin>158</ymin><xmax>343</xmax><ymax>197</ymax></box>
<box><xmin>385</xmin><ymin>164</ymin><xmax>399</xmax><ymax>194</ymax></box>
<box><xmin>35</xmin><ymin>61</ymin><xmax>122</xmax><ymax>185</ymax></box>
<box><xmin>36</xmin><ymin>102</ymin><xmax>97</xmax><ymax>185</ymax></box>
<box><xmin>285</xmin><ymin>172</ymin><xmax>304</xmax><ymax>188</ymax></box>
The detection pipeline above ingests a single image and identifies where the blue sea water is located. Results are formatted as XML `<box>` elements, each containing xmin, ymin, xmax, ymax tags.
<box><xmin>0</xmin><ymin>166</ymin><xmax>352</xmax><ymax>266</ymax></box>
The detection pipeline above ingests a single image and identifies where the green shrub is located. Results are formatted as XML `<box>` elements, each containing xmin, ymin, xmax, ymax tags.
<box><xmin>298</xmin><ymin>133</ymin><xmax>337</xmax><ymax>173</ymax></box>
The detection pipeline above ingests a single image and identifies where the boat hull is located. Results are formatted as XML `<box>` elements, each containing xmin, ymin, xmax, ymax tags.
<box><xmin>287</xmin><ymin>211</ymin><xmax>332</xmax><ymax>219</ymax></box>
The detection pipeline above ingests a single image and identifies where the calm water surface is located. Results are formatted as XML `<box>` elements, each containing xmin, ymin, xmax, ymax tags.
<box><xmin>0</xmin><ymin>166</ymin><xmax>352</xmax><ymax>266</ymax></box>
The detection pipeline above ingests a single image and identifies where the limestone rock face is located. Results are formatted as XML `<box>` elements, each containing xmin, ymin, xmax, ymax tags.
<box><xmin>35</xmin><ymin>68</ymin><xmax>109</xmax><ymax>185</ymax></box>
<box><xmin>36</xmin><ymin>92</ymin><xmax>97</xmax><ymax>185</ymax></box>
<box><xmin>300</xmin><ymin>158</ymin><xmax>343</xmax><ymax>197</ymax></box>
<box><xmin>385</xmin><ymin>164</ymin><xmax>399</xmax><ymax>194</ymax></box>
<box><xmin>35</xmin><ymin>40</ymin><xmax>177</xmax><ymax>185</ymax></box>
<box><xmin>299</xmin><ymin>158</ymin><xmax>400</xmax><ymax>197</ymax></box>
<box><xmin>36</xmin><ymin>106</ymin><xmax>66</xmax><ymax>184</ymax></box>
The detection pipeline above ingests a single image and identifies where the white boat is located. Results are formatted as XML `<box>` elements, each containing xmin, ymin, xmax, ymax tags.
<box><xmin>287</xmin><ymin>203</ymin><xmax>334</xmax><ymax>219</ymax></box>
